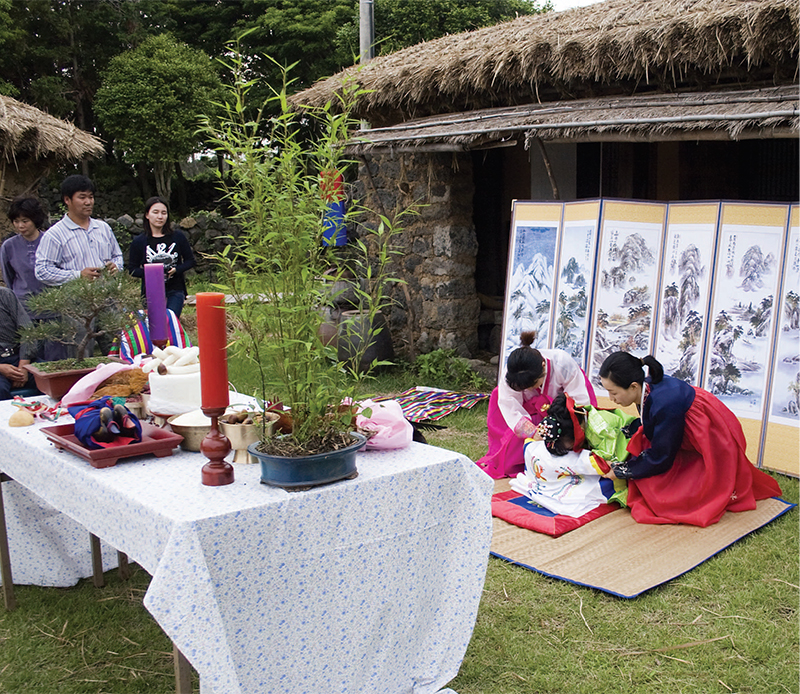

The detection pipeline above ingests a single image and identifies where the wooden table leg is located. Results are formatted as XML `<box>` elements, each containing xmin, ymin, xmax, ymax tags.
<box><xmin>117</xmin><ymin>551</ymin><xmax>131</xmax><ymax>581</ymax></box>
<box><xmin>173</xmin><ymin>643</ymin><xmax>192</xmax><ymax>694</ymax></box>
<box><xmin>0</xmin><ymin>473</ymin><xmax>16</xmax><ymax>611</ymax></box>
<box><xmin>89</xmin><ymin>533</ymin><xmax>104</xmax><ymax>588</ymax></box>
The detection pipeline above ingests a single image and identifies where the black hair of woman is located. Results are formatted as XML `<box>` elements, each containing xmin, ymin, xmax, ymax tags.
<box><xmin>7</xmin><ymin>196</ymin><xmax>47</xmax><ymax>228</ymax></box>
<box><xmin>599</xmin><ymin>352</ymin><xmax>664</xmax><ymax>388</ymax></box>
<box><xmin>539</xmin><ymin>393</ymin><xmax>586</xmax><ymax>456</ymax></box>
<box><xmin>505</xmin><ymin>330</ymin><xmax>545</xmax><ymax>391</ymax></box>
<box><xmin>142</xmin><ymin>196</ymin><xmax>172</xmax><ymax>236</ymax></box>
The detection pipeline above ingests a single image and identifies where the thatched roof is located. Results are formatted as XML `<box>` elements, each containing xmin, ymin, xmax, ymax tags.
<box><xmin>345</xmin><ymin>85</ymin><xmax>798</xmax><ymax>152</ymax></box>
<box><xmin>0</xmin><ymin>95</ymin><xmax>104</xmax><ymax>164</ymax></box>
<box><xmin>294</xmin><ymin>0</ymin><xmax>799</xmax><ymax>126</ymax></box>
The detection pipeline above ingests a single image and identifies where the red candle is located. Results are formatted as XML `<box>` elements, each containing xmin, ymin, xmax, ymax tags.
<box><xmin>196</xmin><ymin>292</ymin><xmax>229</xmax><ymax>410</ymax></box>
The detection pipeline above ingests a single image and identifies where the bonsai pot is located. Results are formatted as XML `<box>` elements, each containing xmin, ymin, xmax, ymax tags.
<box><xmin>250</xmin><ymin>431</ymin><xmax>367</xmax><ymax>489</ymax></box>
<box><xmin>23</xmin><ymin>363</ymin><xmax>97</xmax><ymax>401</ymax></box>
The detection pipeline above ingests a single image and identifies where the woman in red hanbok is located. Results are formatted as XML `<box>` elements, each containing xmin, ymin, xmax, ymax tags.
<box><xmin>599</xmin><ymin>351</ymin><xmax>782</xmax><ymax>527</ymax></box>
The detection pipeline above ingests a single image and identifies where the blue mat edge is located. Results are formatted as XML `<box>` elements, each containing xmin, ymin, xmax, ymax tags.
<box><xmin>490</xmin><ymin>497</ymin><xmax>797</xmax><ymax>600</ymax></box>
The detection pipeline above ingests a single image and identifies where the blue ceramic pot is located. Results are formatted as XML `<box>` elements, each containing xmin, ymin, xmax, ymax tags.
<box><xmin>249</xmin><ymin>432</ymin><xmax>367</xmax><ymax>489</ymax></box>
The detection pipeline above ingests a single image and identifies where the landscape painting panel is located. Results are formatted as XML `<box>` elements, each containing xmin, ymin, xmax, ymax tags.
<box><xmin>502</xmin><ymin>223</ymin><xmax>559</xmax><ymax>366</ymax></box>
<box><xmin>654</xmin><ymin>221</ymin><xmax>717</xmax><ymax>385</ymax></box>
<box><xmin>769</xmin><ymin>225</ymin><xmax>799</xmax><ymax>425</ymax></box>
<box><xmin>703</xmin><ymin>225</ymin><xmax>784</xmax><ymax>419</ymax></box>
<box><xmin>588</xmin><ymin>220</ymin><xmax>664</xmax><ymax>386</ymax></box>
<box><xmin>552</xmin><ymin>221</ymin><xmax>597</xmax><ymax>367</ymax></box>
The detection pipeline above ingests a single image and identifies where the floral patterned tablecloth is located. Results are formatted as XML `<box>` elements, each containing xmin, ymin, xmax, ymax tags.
<box><xmin>0</xmin><ymin>399</ymin><xmax>493</xmax><ymax>694</ymax></box>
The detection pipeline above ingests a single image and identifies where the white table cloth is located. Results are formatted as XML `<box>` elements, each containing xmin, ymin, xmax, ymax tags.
<box><xmin>0</xmin><ymin>399</ymin><xmax>493</xmax><ymax>694</ymax></box>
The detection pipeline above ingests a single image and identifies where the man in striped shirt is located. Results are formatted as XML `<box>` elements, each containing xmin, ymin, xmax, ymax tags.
<box><xmin>35</xmin><ymin>175</ymin><xmax>123</xmax><ymax>286</ymax></box>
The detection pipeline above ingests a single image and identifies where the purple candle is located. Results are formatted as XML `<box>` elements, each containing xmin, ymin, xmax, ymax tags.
<box><xmin>144</xmin><ymin>263</ymin><xmax>168</xmax><ymax>342</ymax></box>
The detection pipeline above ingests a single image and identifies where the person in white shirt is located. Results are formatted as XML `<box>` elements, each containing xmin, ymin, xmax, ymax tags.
<box><xmin>35</xmin><ymin>174</ymin><xmax>122</xmax><ymax>287</ymax></box>
<box><xmin>34</xmin><ymin>175</ymin><xmax>124</xmax><ymax>356</ymax></box>
<box><xmin>476</xmin><ymin>331</ymin><xmax>597</xmax><ymax>479</ymax></box>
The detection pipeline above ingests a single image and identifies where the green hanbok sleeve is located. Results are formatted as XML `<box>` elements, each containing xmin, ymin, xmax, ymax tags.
<box><xmin>583</xmin><ymin>406</ymin><xmax>638</xmax><ymax>463</ymax></box>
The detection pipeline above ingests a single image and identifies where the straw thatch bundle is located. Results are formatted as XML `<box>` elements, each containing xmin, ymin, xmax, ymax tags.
<box><xmin>0</xmin><ymin>95</ymin><xmax>104</xmax><ymax>165</ymax></box>
<box><xmin>294</xmin><ymin>0</ymin><xmax>798</xmax><ymax>125</ymax></box>
<box><xmin>344</xmin><ymin>85</ymin><xmax>798</xmax><ymax>151</ymax></box>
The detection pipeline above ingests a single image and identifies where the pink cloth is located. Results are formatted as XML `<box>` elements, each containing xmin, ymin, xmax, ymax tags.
<box><xmin>60</xmin><ymin>362</ymin><xmax>135</xmax><ymax>407</ymax></box>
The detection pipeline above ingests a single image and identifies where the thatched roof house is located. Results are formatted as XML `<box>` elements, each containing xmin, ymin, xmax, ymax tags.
<box><xmin>297</xmin><ymin>0</ymin><xmax>798</xmax><ymax>128</ymax></box>
<box><xmin>0</xmin><ymin>95</ymin><xmax>104</xmax><ymax>222</ymax></box>
<box><xmin>294</xmin><ymin>0</ymin><xmax>798</xmax><ymax>357</ymax></box>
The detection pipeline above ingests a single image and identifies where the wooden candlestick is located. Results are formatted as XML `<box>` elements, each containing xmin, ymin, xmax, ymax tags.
<box><xmin>200</xmin><ymin>406</ymin><xmax>234</xmax><ymax>486</ymax></box>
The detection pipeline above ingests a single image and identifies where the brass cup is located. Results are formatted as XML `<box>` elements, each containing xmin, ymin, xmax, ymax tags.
<box><xmin>219</xmin><ymin>412</ymin><xmax>280</xmax><ymax>464</ymax></box>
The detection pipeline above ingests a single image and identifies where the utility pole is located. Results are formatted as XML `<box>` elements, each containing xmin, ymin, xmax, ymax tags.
<box><xmin>359</xmin><ymin>0</ymin><xmax>374</xmax><ymax>130</ymax></box>
<box><xmin>359</xmin><ymin>0</ymin><xmax>375</xmax><ymax>64</ymax></box>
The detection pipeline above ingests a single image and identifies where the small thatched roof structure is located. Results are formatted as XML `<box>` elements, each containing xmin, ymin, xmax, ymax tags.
<box><xmin>346</xmin><ymin>85</ymin><xmax>798</xmax><ymax>152</ymax></box>
<box><xmin>294</xmin><ymin>0</ymin><xmax>799</xmax><ymax>126</ymax></box>
<box><xmin>0</xmin><ymin>95</ymin><xmax>104</xmax><ymax>166</ymax></box>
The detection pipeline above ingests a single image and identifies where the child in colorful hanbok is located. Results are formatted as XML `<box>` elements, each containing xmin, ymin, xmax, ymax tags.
<box><xmin>510</xmin><ymin>394</ymin><xmax>634</xmax><ymax>517</ymax></box>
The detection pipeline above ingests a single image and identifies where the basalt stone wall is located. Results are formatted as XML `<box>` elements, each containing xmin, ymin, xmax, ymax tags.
<box><xmin>355</xmin><ymin>151</ymin><xmax>480</xmax><ymax>357</ymax></box>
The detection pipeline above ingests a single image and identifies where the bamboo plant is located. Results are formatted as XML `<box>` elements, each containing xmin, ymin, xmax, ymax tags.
<box><xmin>202</xmin><ymin>46</ymin><xmax>407</xmax><ymax>456</ymax></box>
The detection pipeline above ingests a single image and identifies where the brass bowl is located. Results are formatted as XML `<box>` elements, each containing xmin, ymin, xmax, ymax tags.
<box><xmin>167</xmin><ymin>412</ymin><xmax>211</xmax><ymax>452</ymax></box>
<box><xmin>219</xmin><ymin>412</ymin><xmax>280</xmax><ymax>464</ymax></box>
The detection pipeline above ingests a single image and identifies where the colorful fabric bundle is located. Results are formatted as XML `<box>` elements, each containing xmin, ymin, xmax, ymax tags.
<box><xmin>512</xmin><ymin>439</ymin><xmax>627</xmax><ymax>517</ymax></box>
<box><xmin>377</xmin><ymin>387</ymin><xmax>489</xmax><ymax>423</ymax></box>
<box><xmin>67</xmin><ymin>397</ymin><xmax>142</xmax><ymax>449</ymax></box>
<box><xmin>109</xmin><ymin>309</ymin><xmax>190</xmax><ymax>363</ymax></box>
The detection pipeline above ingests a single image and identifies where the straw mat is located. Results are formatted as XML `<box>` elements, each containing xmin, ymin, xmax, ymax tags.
<box><xmin>490</xmin><ymin>480</ymin><xmax>795</xmax><ymax>598</ymax></box>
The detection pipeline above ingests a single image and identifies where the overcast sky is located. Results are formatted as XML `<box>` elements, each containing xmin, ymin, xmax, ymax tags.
<box><xmin>549</xmin><ymin>0</ymin><xmax>603</xmax><ymax>11</ymax></box>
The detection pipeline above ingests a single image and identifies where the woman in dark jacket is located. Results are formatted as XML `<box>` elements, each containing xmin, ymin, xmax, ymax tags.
<box><xmin>127</xmin><ymin>197</ymin><xmax>195</xmax><ymax>317</ymax></box>
<box><xmin>598</xmin><ymin>351</ymin><xmax>781</xmax><ymax>527</ymax></box>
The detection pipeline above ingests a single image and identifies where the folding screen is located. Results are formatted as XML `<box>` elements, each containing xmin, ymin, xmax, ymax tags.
<box><xmin>498</xmin><ymin>198</ymin><xmax>798</xmax><ymax>475</ymax></box>
<box><xmin>700</xmin><ymin>202</ymin><xmax>790</xmax><ymax>460</ymax></box>
<box><xmin>653</xmin><ymin>202</ymin><xmax>720</xmax><ymax>385</ymax></box>
<box><xmin>585</xmin><ymin>200</ymin><xmax>667</xmax><ymax>390</ymax></box>
<box><xmin>500</xmin><ymin>201</ymin><xmax>562</xmax><ymax>367</ymax></box>
<box><xmin>760</xmin><ymin>205</ymin><xmax>799</xmax><ymax>476</ymax></box>
<box><xmin>551</xmin><ymin>200</ymin><xmax>601</xmax><ymax>369</ymax></box>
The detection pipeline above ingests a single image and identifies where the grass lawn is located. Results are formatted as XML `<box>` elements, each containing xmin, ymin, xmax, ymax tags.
<box><xmin>1</xmin><ymin>361</ymin><xmax>797</xmax><ymax>694</ymax></box>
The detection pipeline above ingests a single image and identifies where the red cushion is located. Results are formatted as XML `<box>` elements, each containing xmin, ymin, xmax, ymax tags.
<box><xmin>492</xmin><ymin>489</ymin><xmax>620</xmax><ymax>538</ymax></box>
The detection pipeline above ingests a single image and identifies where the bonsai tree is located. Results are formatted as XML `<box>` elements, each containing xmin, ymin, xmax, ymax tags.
<box><xmin>20</xmin><ymin>270</ymin><xmax>144</xmax><ymax>367</ymax></box>
<box><xmin>202</xmin><ymin>49</ymin><xmax>407</xmax><ymax>456</ymax></box>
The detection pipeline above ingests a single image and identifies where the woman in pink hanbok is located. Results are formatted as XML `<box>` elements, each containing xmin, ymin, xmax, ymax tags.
<box><xmin>477</xmin><ymin>331</ymin><xmax>596</xmax><ymax>479</ymax></box>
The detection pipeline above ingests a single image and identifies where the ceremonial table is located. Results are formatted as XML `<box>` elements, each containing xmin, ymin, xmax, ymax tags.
<box><xmin>0</xmin><ymin>399</ymin><xmax>493</xmax><ymax>694</ymax></box>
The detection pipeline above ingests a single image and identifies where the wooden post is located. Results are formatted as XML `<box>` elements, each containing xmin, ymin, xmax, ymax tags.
<box><xmin>0</xmin><ymin>473</ymin><xmax>16</xmax><ymax>610</ymax></box>
<box><xmin>173</xmin><ymin>644</ymin><xmax>192</xmax><ymax>694</ymax></box>
<box><xmin>89</xmin><ymin>533</ymin><xmax>104</xmax><ymax>588</ymax></box>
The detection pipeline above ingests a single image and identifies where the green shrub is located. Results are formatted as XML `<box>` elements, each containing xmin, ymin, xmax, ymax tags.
<box><xmin>413</xmin><ymin>349</ymin><xmax>487</xmax><ymax>391</ymax></box>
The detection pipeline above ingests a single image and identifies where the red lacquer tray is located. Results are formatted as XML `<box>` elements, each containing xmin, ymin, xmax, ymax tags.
<box><xmin>40</xmin><ymin>423</ymin><xmax>185</xmax><ymax>469</ymax></box>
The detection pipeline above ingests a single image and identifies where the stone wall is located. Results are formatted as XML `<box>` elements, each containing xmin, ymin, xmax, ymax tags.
<box><xmin>24</xmin><ymin>154</ymin><xmax>482</xmax><ymax>359</ymax></box>
<box><xmin>355</xmin><ymin>152</ymin><xmax>480</xmax><ymax>357</ymax></box>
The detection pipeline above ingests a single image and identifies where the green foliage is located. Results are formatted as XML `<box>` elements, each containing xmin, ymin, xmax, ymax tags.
<box><xmin>94</xmin><ymin>33</ymin><xmax>223</xmax><ymax>200</ymax></box>
<box><xmin>21</xmin><ymin>271</ymin><xmax>143</xmax><ymax>361</ymax></box>
<box><xmin>201</xmin><ymin>44</ymin><xmax>406</xmax><ymax>451</ymax></box>
<box><xmin>367</xmin><ymin>0</ymin><xmax>550</xmax><ymax>55</ymax></box>
<box><xmin>414</xmin><ymin>349</ymin><xmax>487</xmax><ymax>391</ymax></box>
